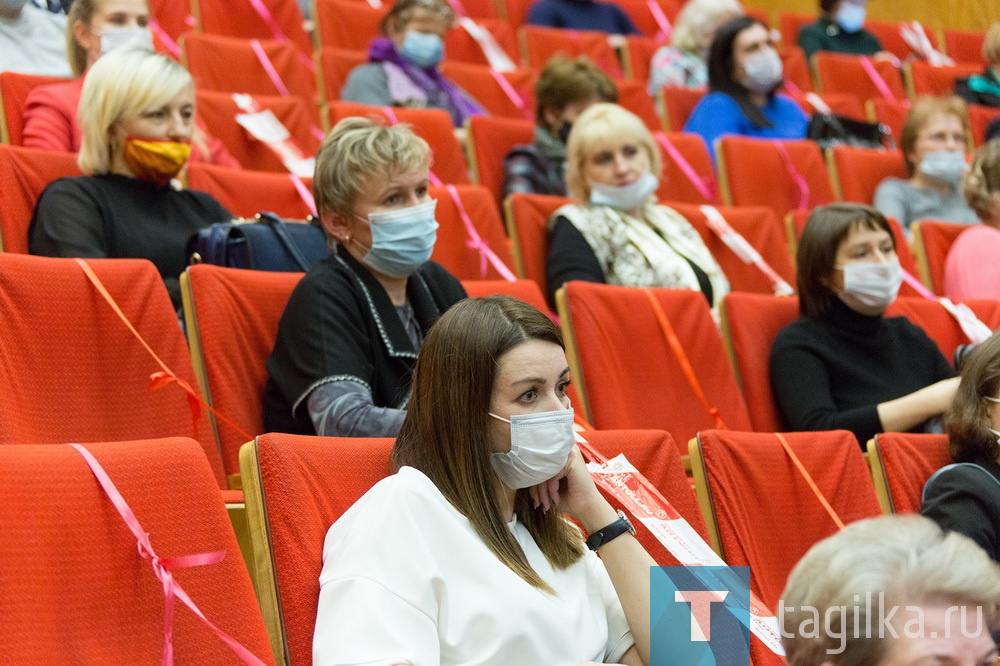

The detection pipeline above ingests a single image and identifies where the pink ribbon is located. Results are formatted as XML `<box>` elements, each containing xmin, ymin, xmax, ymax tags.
<box><xmin>654</xmin><ymin>131</ymin><xmax>716</xmax><ymax>203</ymax></box>
<box><xmin>489</xmin><ymin>69</ymin><xmax>532</xmax><ymax>119</ymax></box>
<box><xmin>445</xmin><ymin>184</ymin><xmax>517</xmax><ymax>281</ymax></box>
<box><xmin>68</xmin><ymin>443</ymin><xmax>268</xmax><ymax>665</ymax></box>
<box><xmin>859</xmin><ymin>57</ymin><xmax>896</xmax><ymax>102</ymax></box>
<box><xmin>380</xmin><ymin>107</ymin><xmax>444</xmax><ymax>185</ymax></box>
<box><xmin>243</xmin><ymin>0</ymin><xmax>315</xmax><ymax>71</ymax></box>
<box><xmin>645</xmin><ymin>0</ymin><xmax>673</xmax><ymax>42</ymax></box>
<box><xmin>250</xmin><ymin>39</ymin><xmax>325</xmax><ymax>141</ymax></box>
<box><xmin>149</xmin><ymin>19</ymin><xmax>181</xmax><ymax>58</ymax></box>
<box><xmin>250</xmin><ymin>39</ymin><xmax>291</xmax><ymax>96</ymax></box>
<box><xmin>699</xmin><ymin>205</ymin><xmax>794</xmax><ymax>296</ymax></box>
<box><xmin>782</xmin><ymin>77</ymin><xmax>802</xmax><ymax>96</ymax></box>
<box><xmin>289</xmin><ymin>174</ymin><xmax>318</xmax><ymax>216</ymax></box>
<box><xmin>773</xmin><ymin>142</ymin><xmax>810</xmax><ymax>210</ymax></box>
<box><xmin>445</xmin><ymin>0</ymin><xmax>468</xmax><ymax>17</ymax></box>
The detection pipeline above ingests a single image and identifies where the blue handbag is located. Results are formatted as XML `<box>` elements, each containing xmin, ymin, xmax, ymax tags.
<box><xmin>186</xmin><ymin>212</ymin><xmax>328</xmax><ymax>272</ymax></box>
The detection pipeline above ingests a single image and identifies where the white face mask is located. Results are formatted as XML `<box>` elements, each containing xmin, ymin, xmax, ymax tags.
<box><xmin>99</xmin><ymin>26</ymin><xmax>154</xmax><ymax>56</ymax></box>
<box><xmin>836</xmin><ymin>257</ymin><xmax>903</xmax><ymax>311</ymax></box>
<box><xmin>589</xmin><ymin>171</ymin><xmax>659</xmax><ymax>212</ymax></box>
<box><xmin>835</xmin><ymin>2</ymin><xmax>866</xmax><ymax>33</ymax></box>
<box><xmin>740</xmin><ymin>48</ymin><xmax>783</xmax><ymax>93</ymax></box>
<box><xmin>352</xmin><ymin>199</ymin><xmax>439</xmax><ymax>278</ymax></box>
<box><xmin>919</xmin><ymin>150</ymin><xmax>967</xmax><ymax>185</ymax></box>
<box><xmin>488</xmin><ymin>407</ymin><xmax>576</xmax><ymax>489</ymax></box>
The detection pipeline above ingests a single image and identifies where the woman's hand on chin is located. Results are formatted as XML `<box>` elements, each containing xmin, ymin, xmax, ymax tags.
<box><xmin>528</xmin><ymin>446</ymin><xmax>616</xmax><ymax>532</ymax></box>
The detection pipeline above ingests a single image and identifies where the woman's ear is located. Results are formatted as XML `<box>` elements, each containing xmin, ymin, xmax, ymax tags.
<box><xmin>320</xmin><ymin>211</ymin><xmax>352</xmax><ymax>243</ymax></box>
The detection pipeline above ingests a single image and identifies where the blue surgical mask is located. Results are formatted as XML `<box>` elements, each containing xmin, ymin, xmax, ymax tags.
<box><xmin>400</xmin><ymin>31</ymin><xmax>444</xmax><ymax>69</ymax></box>
<box><xmin>835</xmin><ymin>2</ymin><xmax>867</xmax><ymax>33</ymax></box>
<box><xmin>353</xmin><ymin>199</ymin><xmax>438</xmax><ymax>277</ymax></box>
<box><xmin>488</xmin><ymin>408</ymin><xmax>576</xmax><ymax>489</ymax></box>
<box><xmin>589</xmin><ymin>171</ymin><xmax>659</xmax><ymax>211</ymax></box>
<box><xmin>919</xmin><ymin>150</ymin><xmax>968</xmax><ymax>185</ymax></box>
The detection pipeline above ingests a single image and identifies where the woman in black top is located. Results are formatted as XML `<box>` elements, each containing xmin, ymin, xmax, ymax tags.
<box><xmin>264</xmin><ymin>118</ymin><xmax>466</xmax><ymax>438</ymax></box>
<box><xmin>769</xmin><ymin>203</ymin><xmax>957</xmax><ymax>446</ymax></box>
<box><xmin>28</xmin><ymin>46</ymin><xmax>231</xmax><ymax>311</ymax></box>
<box><xmin>922</xmin><ymin>331</ymin><xmax>1000</xmax><ymax>562</ymax></box>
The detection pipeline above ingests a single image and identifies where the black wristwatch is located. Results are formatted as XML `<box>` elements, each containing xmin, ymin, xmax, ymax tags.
<box><xmin>585</xmin><ymin>510</ymin><xmax>636</xmax><ymax>551</ymax></box>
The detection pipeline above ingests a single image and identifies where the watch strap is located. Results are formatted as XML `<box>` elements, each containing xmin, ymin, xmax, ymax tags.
<box><xmin>585</xmin><ymin>510</ymin><xmax>635</xmax><ymax>551</ymax></box>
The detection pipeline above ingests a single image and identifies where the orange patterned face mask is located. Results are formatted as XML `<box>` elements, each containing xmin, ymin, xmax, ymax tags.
<box><xmin>121</xmin><ymin>136</ymin><xmax>192</xmax><ymax>186</ymax></box>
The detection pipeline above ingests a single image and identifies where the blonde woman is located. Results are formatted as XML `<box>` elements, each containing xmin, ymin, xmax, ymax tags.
<box><xmin>265</xmin><ymin>117</ymin><xmax>465</xmax><ymax>438</ymax></box>
<box><xmin>28</xmin><ymin>47</ymin><xmax>231</xmax><ymax>310</ymax></box>
<box><xmin>781</xmin><ymin>515</ymin><xmax>1000</xmax><ymax>665</ymax></box>
<box><xmin>647</xmin><ymin>0</ymin><xmax>743</xmax><ymax>93</ymax></box>
<box><xmin>545</xmin><ymin>103</ymin><xmax>729</xmax><ymax>307</ymax></box>
<box><xmin>314</xmin><ymin>295</ymin><xmax>655</xmax><ymax>664</ymax></box>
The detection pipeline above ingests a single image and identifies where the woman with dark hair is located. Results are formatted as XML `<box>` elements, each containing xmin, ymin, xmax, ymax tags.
<box><xmin>339</xmin><ymin>0</ymin><xmax>484</xmax><ymax>127</ymax></box>
<box><xmin>769</xmin><ymin>203</ymin><xmax>957</xmax><ymax>446</ymax></box>
<box><xmin>683</xmin><ymin>15</ymin><xmax>808</xmax><ymax>152</ymax></box>
<box><xmin>922</xmin><ymin>331</ymin><xmax>1000</xmax><ymax>562</ymax></box>
<box><xmin>796</xmin><ymin>0</ymin><xmax>882</xmax><ymax>60</ymax></box>
<box><xmin>313</xmin><ymin>295</ymin><xmax>655</xmax><ymax>664</ymax></box>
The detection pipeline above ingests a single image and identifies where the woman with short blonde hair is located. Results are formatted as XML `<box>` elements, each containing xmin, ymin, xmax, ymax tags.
<box><xmin>647</xmin><ymin>0</ymin><xmax>744</xmax><ymax>92</ymax></box>
<box><xmin>265</xmin><ymin>117</ymin><xmax>466</xmax><ymax>438</ymax></box>
<box><xmin>781</xmin><ymin>515</ymin><xmax>1000</xmax><ymax>665</ymax></box>
<box><xmin>546</xmin><ymin>103</ymin><xmax>728</xmax><ymax>309</ymax></box>
<box><xmin>28</xmin><ymin>46</ymin><xmax>231</xmax><ymax>311</ymax></box>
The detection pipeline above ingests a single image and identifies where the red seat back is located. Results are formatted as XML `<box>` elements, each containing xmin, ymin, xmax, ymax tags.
<box><xmin>520</xmin><ymin>26</ymin><xmax>623</xmax><ymax>79</ymax></box>
<box><xmin>187</xmin><ymin>162</ymin><xmax>315</xmax><ymax>219</ymax></box>
<box><xmin>969</xmin><ymin>104</ymin><xmax>1000</xmax><ymax>146</ymax></box>
<box><xmin>0</xmin><ymin>254</ymin><xmax>225</xmax><ymax>486</ymax></box>
<box><xmin>444</xmin><ymin>19</ymin><xmax>520</xmax><ymax>67</ymax></box>
<box><xmin>655</xmin><ymin>132</ymin><xmax>717</xmax><ymax>205</ymax></box>
<box><xmin>461</xmin><ymin>278</ymin><xmax>549</xmax><ymax>312</ymax></box>
<box><xmin>428</xmin><ymin>184</ymin><xmax>516</xmax><ymax>279</ymax></box>
<box><xmin>912</xmin><ymin>219</ymin><xmax>968</xmax><ymax>295</ymax></box>
<box><xmin>0</xmin><ymin>71</ymin><xmax>69</xmax><ymax>145</ymax></box>
<box><xmin>0</xmin><ymin>144</ymin><xmax>81</xmax><ymax>253</ymax></box>
<box><xmin>813</xmin><ymin>52</ymin><xmax>905</xmax><ymax>104</ymax></box>
<box><xmin>694</xmin><ymin>428</ymin><xmax>882</xmax><ymax>608</ymax></box>
<box><xmin>659</xmin><ymin>85</ymin><xmax>704</xmax><ymax>131</ymax></box>
<box><xmin>906</xmin><ymin>60</ymin><xmax>981</xmax><ymax>98</ymax></box>
<box><xmin>871</xmin><ymin>432</ymin><xmax>952</xmax><ymax>514</ymax></box>
<box><xmin>314</xmin><ymin>0</ymin><xmax>387</xmax><ymax>51</ymax></box>
<box><xmin>196</xmin><ymin>90</ymin><xmax>321</xmax><ymax>173</ymax></box>
<box><xmin>466</xmin><ymin>114</ymin><xmax>535</xmax><ymax>205</ymax></box>
<box><xmin>829</xmin><ymin>146</ymin><xmax>906</xmax><ymax>204</ymax></box>
<box><xmin>865</xmin><ymin>19</ymin><xmax>937</xmax><ymax>62</ymax></box>
<box><xmin>442</xmin><ymin>62</ymin><xmax>536</xmax><ymax>118</ymax></box>
<box><xmin>669</xmin><ymin>202</ymin><xmax>795</xmax><ymax>294</ymax></box>
<box><xmin>183</xmin><ymin>32</ymin><xmax>317</xmax><ymax>105</ymax></box>
<box><xmin>717</xmin><ymin>136</ymin><xmax>836</xmax><ymax>219</ymax></box>
<box><xmin>720</xmin><ymin>292</ymin><xmax>799</xmax><ymax>432</ymax></box>
<box><xmin>0</xmin><ymin>438</ymin><xmax>274</xmax><ymax>664</ymax></box>
<box><xmin>316</xmin><ymin>47</ymin><xmax>369</xmax><ymax>104</ymax></box>
<box><xmin>195</xmin><ymin>0</ymin><xmax>312</xmax><ymax>58</ymax></box>
<box><xmin>944</xmin><ymin>28</ymin><xmax>986</xmax><ymax>65</ymax></box>
<box><xmin>504</xmin><ymin>192</ymin><xmax>572</xmax><ymax>290</ymax></box>
<box><xmin>184</xmin><ymin>264</ymin><xmax>303</xmax><ymax>478</ymax></box>
<box><xmin>559</xmin><ymin>282</ymin><xmax>752</xmax><ymax>455</ymax></box>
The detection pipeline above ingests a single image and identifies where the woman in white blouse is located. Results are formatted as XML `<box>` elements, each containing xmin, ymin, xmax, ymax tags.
<box><xmin>313</xmin><ymin>295</ymin><xmax>655</xmax><ymax>665</ymax></box>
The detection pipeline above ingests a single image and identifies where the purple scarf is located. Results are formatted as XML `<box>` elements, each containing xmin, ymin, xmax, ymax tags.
<box><xmin>367</xmin><ymin>37</ymin><xmax>483</xmax><ymax>126</ymax></box>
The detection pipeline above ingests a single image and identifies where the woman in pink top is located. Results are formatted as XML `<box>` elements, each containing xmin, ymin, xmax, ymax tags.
<box><xmin>944</xmin><ymin>139</ymin><xmax>1000</xmax><ymax>300</ymax></box>
<box><xmin>21</xmin><ymin>0</ymin><xmax>239</xmax><ymax>169</ymax></box>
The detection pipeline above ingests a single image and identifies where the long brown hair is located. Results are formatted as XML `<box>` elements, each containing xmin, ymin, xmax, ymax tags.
<box><xmin>392</xmin><ymin>296</ymin><xmax>584</xmax><ymax>591</ymax></box>
<box><xmin>946</xmin><ymin>331</ymin><xmax>1000</xmax><ymax>463</ymax></box>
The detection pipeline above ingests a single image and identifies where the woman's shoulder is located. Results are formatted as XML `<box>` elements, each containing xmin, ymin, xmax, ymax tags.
<box><xmin>772</xmin><ymin>316</ymin><xmax>826</xmax><ymax>351</ymax></box>
<box><xmin>874</xmin><ymin>177</ymin><xmax>910</xmax><ymax>193</ymax></box>
<box><xmin>926</xmin><ymin>461</ymin><xmax>1000</xmax><ymax>497</ymax></box>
